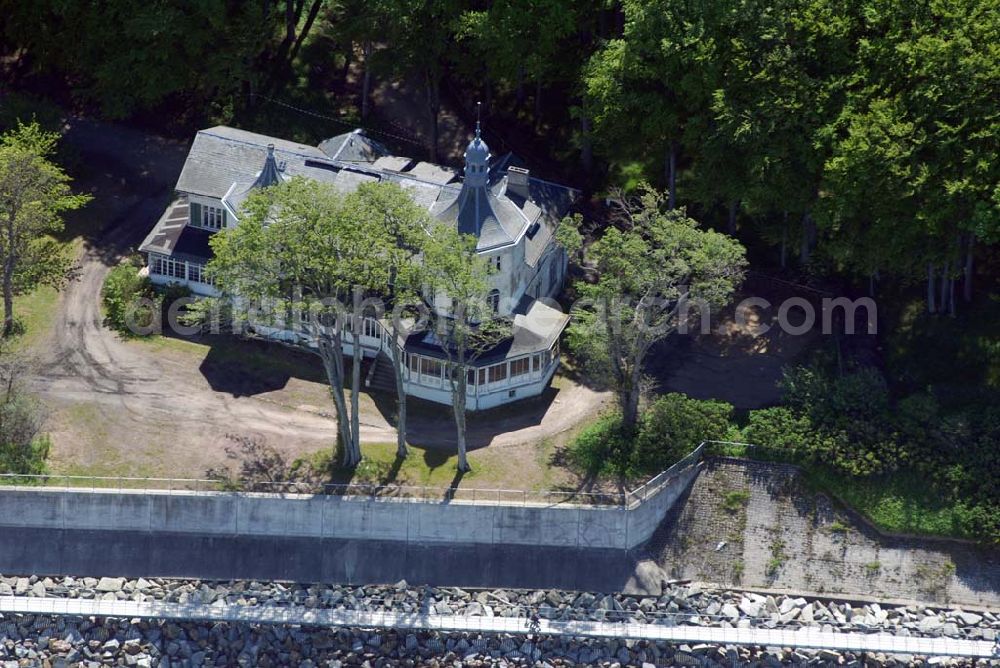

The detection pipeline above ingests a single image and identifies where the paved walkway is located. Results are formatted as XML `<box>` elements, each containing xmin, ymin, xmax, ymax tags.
<box><xmin>0</xmin><ymin>596</ymin><xmax>993</xmax><ymax>659</ymax></box>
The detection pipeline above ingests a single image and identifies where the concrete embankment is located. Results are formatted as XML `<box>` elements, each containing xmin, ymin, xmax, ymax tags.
<box><xmin>0</xmin><ymin>449</ymin><xmax>702</xmax><ymax>588</ymax></box>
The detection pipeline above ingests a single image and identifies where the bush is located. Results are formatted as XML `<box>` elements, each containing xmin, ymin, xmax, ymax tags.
<box><xmin>634</xmin><ymin>394</ymin><xmax>733</xmax><ymax>472</ymax></box>
<box><xmin>102</xmin><ymin>263</ymin><xmax>159</xmax><ymax>336</ymax></box>
<box><xmin>566</xmin><ymin>412</ymin><xmax>635</xmax><ymax>477</ymax></box>
<box><xmin>567</xmin><ymin>393</ymin><xmax>735</xmax><ymax>479</ymax></box>
<box><xmin>0</xmin><ymin>388</ymin><xmax>49</xmax><ymax>476</ymax></box>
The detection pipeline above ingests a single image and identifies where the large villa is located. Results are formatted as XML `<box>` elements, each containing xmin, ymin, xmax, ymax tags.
<box><xmin>140</xmin><ymin>124</ymin><xmax>579</xmax><ymax>410</ymax></box>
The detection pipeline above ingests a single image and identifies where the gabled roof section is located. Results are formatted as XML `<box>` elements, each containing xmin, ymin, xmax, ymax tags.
<box><xmin>318</xmin><ymin>129</ymin><xmax>389</xmax><ymax>163</ymax></box>
<box><xmin>173</xmin><ymin>124</ymin><xmax>579</xmax><ymax>255</ymax></box>
<box><xmin>176</xmin><ymin>127</ymin><xmax>329</xmax><ymax>199</ymax></box>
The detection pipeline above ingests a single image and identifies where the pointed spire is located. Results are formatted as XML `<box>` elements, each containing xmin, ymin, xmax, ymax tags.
<box><xmin>252</xmin><ymin>144</ymin><xmax>283</xmax><ymax>189</ymax></box>
<box><xmin>475</xmin><ymin>101</ymin><xmax>482</xmax><ymax>139</ymax></box>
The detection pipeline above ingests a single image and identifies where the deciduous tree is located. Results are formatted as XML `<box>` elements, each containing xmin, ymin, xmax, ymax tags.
<box><xmin>0</xmin><ymin>121</ymin><xmax>89</xmax><ymax>336</ymax></box>
<box><xmin>565</xmin><ymin>185</ymin><xmax>746</xmax><ymax>433</ymax></box>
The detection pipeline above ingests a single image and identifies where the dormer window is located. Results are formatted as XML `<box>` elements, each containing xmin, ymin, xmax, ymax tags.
<box><xmin>202</xmin><ymin>205</ymin><xmax>226</xmax><ymax>230</ymax></box>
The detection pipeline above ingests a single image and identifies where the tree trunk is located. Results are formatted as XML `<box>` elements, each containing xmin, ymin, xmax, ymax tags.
<box><xmin>580</xmin><ymin>112</ymin><xmax>593</xmax><ymax>173</ymax></box>
<box><xmin>390</xmin><ymin>324</ymin><xmax>408</xmax><ymax>459</ymax></box>
<box><xmin>484</xmin><ymin>71</ymin><xmax>493</xmax><ymax>117</ymax></box>
<box><xmin>361</xmin><ymin>41</ymin><xmax>373</xmax><ymax>120</ymax></box>
<box><xmin>289</xmin><ymin>0</ymin><xmax>323</xmax><ymax>62</ymax></box>
<box><xmin>515</xmin><ymin>64</ymin><xmax>526</xmax><ymax>107</ymax></box>
<box><xmin>727</xmin><ymin>199</ymin><xmax>738</xmax><ymax>236</ymax></box>
<box><xmin>780</xmin><ymin>213</ymin><xmax>788</xmax><ymax>269</ymax></box>
<box><xmin>927</xmin><ymin>263</ymin><xmax>936</xmax><ymax>313</ymax></box>
<box><xmin>320</xmin><ymin>339</ymin><xmax>357</xmax><ymax>467</ymax></box>
<box><xmin>949</xmin><ymin>273</ymin><xmax>956</xmax><ymax>317</ymax></box>
<box><xmin>425</xmin><ymin>70</ymin><xmax>440</xmax><ymax>163</ymax></box>
<box><xmin>2</xmin><ymin>262</ymin><xmax>14</xmax><ymax>337</ymax></box>
<box><xmin>799</xmin><ymin>212</ymin><xmax>815</xmax><ymax>264</ymax></box>
<box><xmin>940</xmin><ymin>259</ymin><xmax>949</xmax><ymax>314</ymax></box>
<box><xmin>665</xmin><ymin>143</ymin><xmax>677</xmax><ymax>210</ymax></box>
<box><xmin>620</xmin><ymin>365</ymin><xmax>641</xmax><ymax>435</ymax></box>
<box><xmin>450</xmin><ymin>346</ymin><xmax>471</xmax><ymax>472</ymax></box>
<box><xmin>350</xmin><ymin>294</ymin><xmax>363</xmax><ymax>465</ymax></box>
<box><xmin>964</xmin><ymin>234</ymin><xmax>974</xmax><ymax>302</ymax></box>
<box><xmin>533</xmin><ymin>78</ymin><xmax>543</xmax><ymax>130</ymax></box>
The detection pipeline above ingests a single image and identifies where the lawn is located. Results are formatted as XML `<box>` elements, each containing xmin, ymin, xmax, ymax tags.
<box><xmin>8</xmin><ymin>285</ymin><xmax>61</xmax><ymax>353</ymax></box>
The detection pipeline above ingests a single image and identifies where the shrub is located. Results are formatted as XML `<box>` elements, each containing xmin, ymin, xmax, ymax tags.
<box><xmin>566</xmin><ymin>412</ymin><xmax>635</xmax><ymax>477</ymax></box>
<box><xmin>102</xmin><ymin>263</ymin><xmax>159</xmax><ymax>336</ymax></box>
<box><xmin>633</xmin><ymin>393</ymin><xmax>733</xmax><ymax>472</ymax></box>
<box><xmin>0</xmin><ymin>393</ymin><xmax>49</xmax><ymax>475</ymax></box>
<box><xmin>567</xmin><ymin>393</ymin><xmax>735</xmax><ymax>479</ymax></box>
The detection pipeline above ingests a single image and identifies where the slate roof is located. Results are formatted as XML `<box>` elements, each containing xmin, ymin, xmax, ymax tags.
<box><xmin>400</xmin><ymin>299</ymin><xmax>569</xmax><ymax>364</ymax></box>
<box><xmin>173</xmin><ymin>126</ymin><xmax>578</xmax><ymax>256</ymax></box>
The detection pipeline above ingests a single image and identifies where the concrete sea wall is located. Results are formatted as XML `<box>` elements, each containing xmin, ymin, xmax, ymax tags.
<box><xmin>0</xmin><ymin>447</ymin><xmax>703</xmax><ymax>586</ymax></box>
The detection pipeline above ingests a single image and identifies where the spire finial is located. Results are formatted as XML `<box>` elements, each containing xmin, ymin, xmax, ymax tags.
<box><xmin>475</xmin><ymin>101</ymin><xmax>482</xmax><ymax>139</ymax></box>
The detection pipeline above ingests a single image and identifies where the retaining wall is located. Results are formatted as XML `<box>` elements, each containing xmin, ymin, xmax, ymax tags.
<box><xmin>0</xmin><ymin>448</ymin><xmax>703</xmax><ymax>552</ymax></box>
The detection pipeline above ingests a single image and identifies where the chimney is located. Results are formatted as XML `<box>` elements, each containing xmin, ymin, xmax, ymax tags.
<box><xmin>506</xmin><ymin>166</ymin><xmax>530</xmax><ymax>199</ymax></box>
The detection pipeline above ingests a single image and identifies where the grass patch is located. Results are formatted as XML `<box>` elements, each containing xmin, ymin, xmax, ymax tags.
<box><xmin>803</xmin><ymin>467</ymin><xmax>983</xmax><ymax>540</ymax></box>
<box><xmin>6</xmin><ymin>285</ymin><xmax>61</xmax><ymax>352</ymax></box>
<box><xmin>826</xmin><ymin>520</ymin><xmax>849</xmax><ymax>534</ymax></box>
<box><xmin>766</xmin><ymin>536</ymin><xmax>787</xmax><ymax>577</ymax></box>
<box><xmin>721</xmin><ymin>490</ymin><xmax>750</xmax><ymax>513</ymax></box>
<box><xmin>300</xmin><ymin>444</ymin><xmax>505</xmax><ymax>489</ymax></box>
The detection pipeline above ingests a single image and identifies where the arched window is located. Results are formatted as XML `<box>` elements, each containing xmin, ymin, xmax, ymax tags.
<box><xmin>488</xmin><ymin>289</ymin><xmax>500</xmax><ymax>314</ymax></box>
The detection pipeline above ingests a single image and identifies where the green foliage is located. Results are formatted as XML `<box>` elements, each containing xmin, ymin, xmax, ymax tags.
<box><xmin>566</xmin><ymin>185</ymin><xmax>746</xmax><ymax>432</ymax></box>
<box><xmin>721</xmin><ymin>490</ymin><xmax>750</xmax><ymax>513</ymax></box>
<box><xmin>0</xmin><ymin>396</ymin><xmax>50</xmax><ymax>476</ymax></box>
<box><xmin>567</xmin><ymin>393</ymin><xmax>735</xmax><ymax>479</ymax></box>
<box><xmin>101</xmin><ymin>263</ymin><xmax>158</xmax><ymax>336</ymax></box>
<box><xmin>743</xmin><ymin>364</ymin><xmax>1000</xmax><ymax>543</ymax></box>
<box><xmin>0</xmin><ymin>121</ymin><xmax>90</xmax><ymax>335</ymax></box>
<box><xmin>634</xmin><ymin>393</ymin><xmax>733</xmax><ymax>472</ymax></box>
<box><xmin>565</xmin><ymin>412</ymin><xmax>635</xmax><ymax>478</ymax></box>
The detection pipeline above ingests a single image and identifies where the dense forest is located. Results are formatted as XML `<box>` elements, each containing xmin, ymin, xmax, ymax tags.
<box><xmin>2</xmin><ymin>0</ymin><xmax>996</xmax><ymax>300</ymax></box>
<box><xmin>1</xmin><ymin>0</ymin><xmax>998</xmax><ymax>539</ymax></box>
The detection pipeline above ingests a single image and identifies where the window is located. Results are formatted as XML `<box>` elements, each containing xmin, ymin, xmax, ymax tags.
<box><xmin>363</xmin><ymin>318</ymin><xmax>381</xmax><ymax>339</ymax></box>
<box><xmin>467</xmin><ymin>369</ymin><xmax>476</xmax><ymax>386</ymax></box>
<box><xmin>488</xmin><ymin>363</ymin><xmax>507</xmax><ymax>383</ymax></box>
<box><xmin>202</xmin><ymin>205</ymin><xmax>226</xmax><ymax>230</ymax></box>
<box><xmin>150</xmin><ymin>255</ymin><xmax>185</xmax><ymax>279</ymax></box>
<box><xmin>420</xmin><ymin>357</ymin><xmax>442</xmax><ymax>378</ymax></box>
<box><xmin>532</xmin><ymin>353</ymin><xmax>542</xmax><ymax>372</ymax></box>
<box><xmin>478</xmin><ymin>368</ymin><xmax>487</xmax><ymax>386</ymax></box>
<box><xmin>488</xmin><ymin>289</ymin><xmax>500</xmax><ymax>314</ymax></box>
<box><xmin>410</xmin><ymin>355</ymin><xmax>419</xmax><ymax>374</ymax></box>
<box><xmin>492</xmin><ymin>255</ymin><xmax>502</xmax><ymax>271</ymax></box>
<box><xmin>187</xmin><ymin>263</ymin><xmax>204</xmax><ymax>284</ymax></box>
<box><xmin>510</xmin><ymin>357</ymin><xmax>530</xmax><ymax>378</ymax></box>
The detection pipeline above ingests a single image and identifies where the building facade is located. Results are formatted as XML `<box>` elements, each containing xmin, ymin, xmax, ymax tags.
<box><xmin>140</xmin><ymin>125</ymin><xmax>578</xmax><ymax>410</ymax></box>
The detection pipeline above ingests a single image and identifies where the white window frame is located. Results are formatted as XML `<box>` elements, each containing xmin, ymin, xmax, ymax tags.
<box><xmin>202</xmin><ymin>205</ymin><xmax>225</xmax><ymax>231</ymax></box>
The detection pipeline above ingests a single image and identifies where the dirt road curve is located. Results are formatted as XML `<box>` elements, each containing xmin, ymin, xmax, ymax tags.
<box><xmin>27</xmin><ymin>116</ymin><xmax>606</xmax><ymax>477</ymax></box>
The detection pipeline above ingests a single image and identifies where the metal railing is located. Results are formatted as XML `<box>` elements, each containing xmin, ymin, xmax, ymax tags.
<box><xmin>0</xmin><ymin>442</ymin><xmax>712</xmax><ymax>508</ymax></box>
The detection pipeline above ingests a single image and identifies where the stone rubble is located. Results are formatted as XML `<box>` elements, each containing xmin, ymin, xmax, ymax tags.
<box><xmin>0</xmin><ymin>574</ymin><xmax>996</xmax><ymax>666</ymax></box>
